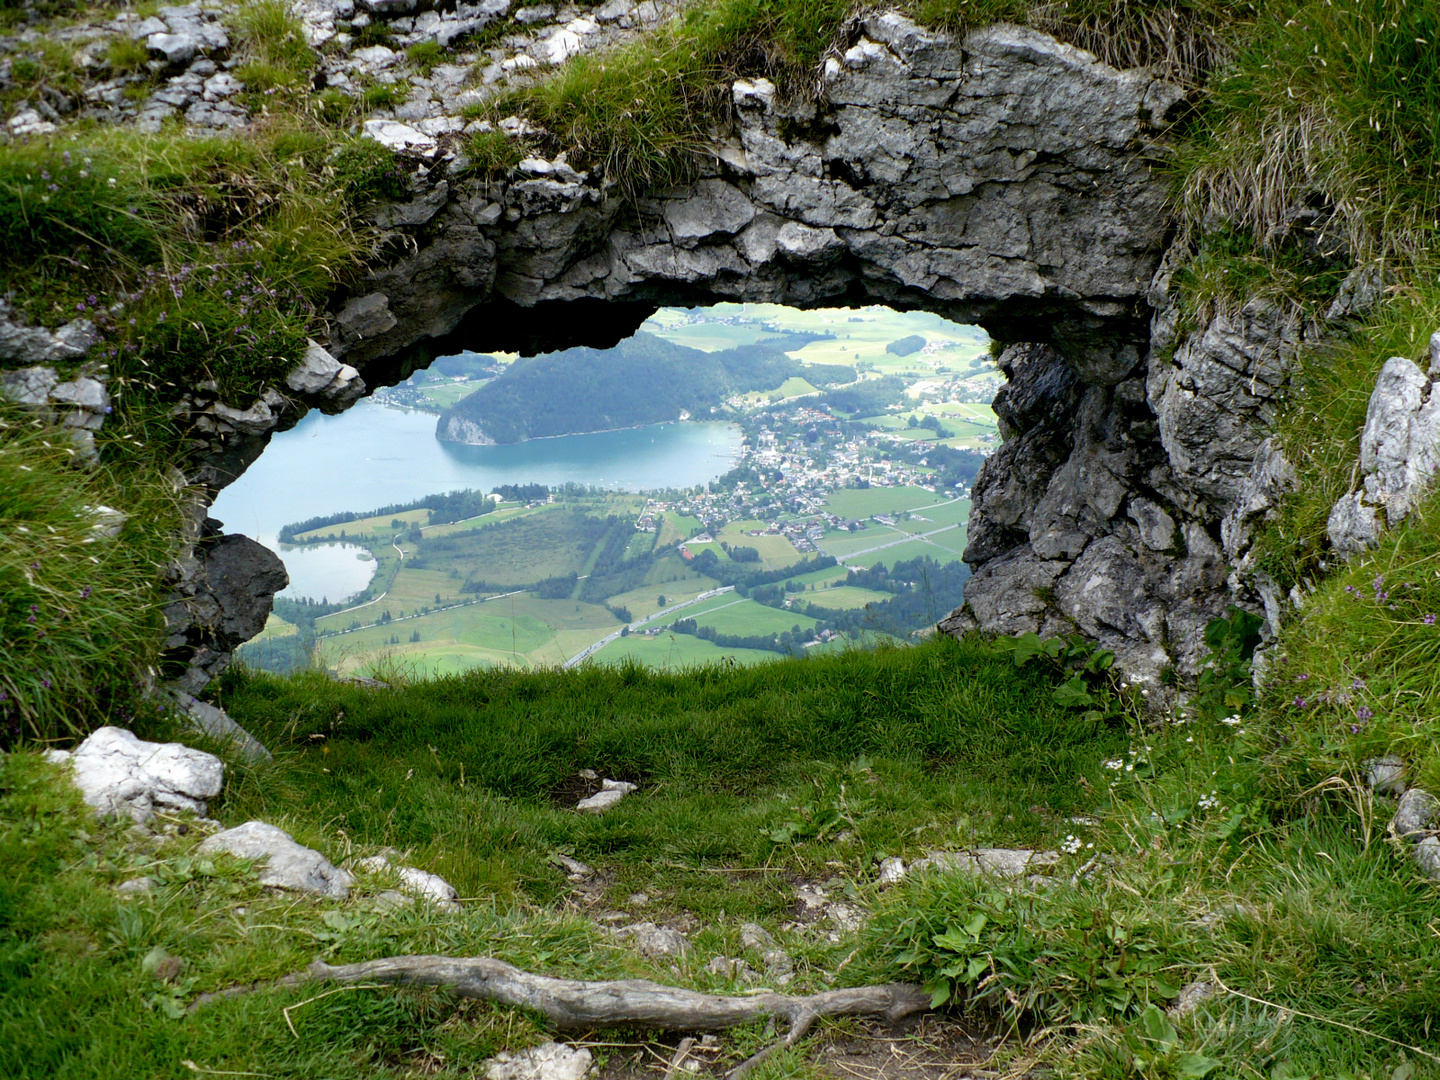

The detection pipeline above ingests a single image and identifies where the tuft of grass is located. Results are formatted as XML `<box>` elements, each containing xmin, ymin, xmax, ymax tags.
<box><xmin>1176</xmin><ymin>0</ymin><xmax>1440</xmax><ymax>267</ymax></box>
<box><xmin>233</xmin><ymin>0</ymin><xmax>317</xmax><ymax>95</ymax></box>
<box><xmin>463</xmin><ymin>127</ymin><xmax>525</xmax><ymax>175</ymax></box>
<box><xmin>0</xmin><ymin>402</ymin><xmax>186</xmax><ymax>745</ymax></box>
<box><xmin>406</xmin><ymin>40</ymin><xmax>446</xmax><ymax>76</ymax></box>
<box><xmin>361</xmin><ymin>81</ymin><xmax>408</xmax><ymax>110</ymax></box>
<box><xmin>911</xmin><ymin>0</ymin><xmax>1253</xmax><ymax>84</ymax></box>
<box><xmin>103</xmin><ymin>35</ymin><xmax>151</xmax><ymax>75</ymax></box>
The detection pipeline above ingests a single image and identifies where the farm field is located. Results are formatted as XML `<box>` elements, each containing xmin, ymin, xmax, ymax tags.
<box><xmin>603</xmin><ymin>576</ymin><xmax>723</xmax><ymax>621</ymax></box>
<box><xmin>843</xmin><ymin>532</ymin><xmax>968</xmax><ymax>569</ymax></box>
<box><xmin>591</xmin><ymin>631</ymin><xmax>783</xmax><ymax>670</ymax></box>
<box><xmin>318</xmin><ymin>593</ymin><xmax>622</xmax><ymax>675</ymax></box>
<box><xmin>800</xmin><ymin>585</ymin><xmax>894</xmax><ymax>610</ymax></box>
<box><xmin>818</xmin><ymin>486</ymin><xmax>947</xmax><ymax>519</ymax></box>
<box><xmin>691</xmin><ymin>598</ymin><xmax>818</xmax><ymax>637</ymax></box>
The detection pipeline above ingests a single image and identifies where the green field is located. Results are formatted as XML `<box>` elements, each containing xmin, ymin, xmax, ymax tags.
<box><xmin>295</xmin><ymin>507</ymin><xmax>429</xmax><ymax>543</ymax></box>
<box><xmin>800</xmin><ymin>584</ymin><xmax>893</xmax><ymax>609</ymax></box>
<box><xmin>713</xmin><ymin>522</ymin><xmax>802</xmax><ymax>570</ymax></box>
<box><xmin>592</xmin><ymin>630</ymin><xmax>783</xmax><ymax>669</ymax></box>
<box><xmin>691</xmin><ymin>597</ymin><xmax>817</xmax><ymax>636</ymax></box>
<box><xmin>818</xmin><ymin>486</ymin><xmax>945</xmax><ymax>519</ymax></box>
<box><xmin>318</xmin><ymin>592</ymin><xmax>622</xmax><ymax>675</ymax></box>
<box><xmin>842</xmin><ymin>532</ymin><xmax>968</xmax><ymax>569</ymax></box>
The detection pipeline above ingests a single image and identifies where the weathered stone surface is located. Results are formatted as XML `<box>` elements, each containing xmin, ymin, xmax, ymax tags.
<box><xmin>358</xmin><ymin>853</ymin><xmax>461</xmax><ymax>909</ymax></box>
<box><xmin>64</xmin><ymin>726</ymin><xmax>224</xmax><ymax>823</ymax></box>
<box><xmin>199</xmin><ymin>821</ymin><xmax>354</xmax><ymax>897</ymax></box>
<box><xmin>908</xmin><ymin>847</ymin><xmax>1059</xmax><ymax>878</ymax></box>
<box><xmin>486</xmin><ymin>1043</ymin><xmax>593</xmax><ymax>1080</ymax></box>
<box><xmin>617</xmin><ymin>921</ymin><xmax>688</xmax><ymax>958</ymax></box>
<box><xmin>1394</xmin><ymin>788</ymin><xmax>1439</xmax><ymax>839</ymax></box>
<box><xmin>1328</xmin><ymin>354</ymin><xmax>1440</xmax><ymax>557</ymax></box>
<box><xmin>576</xmin><ymin>778</ymin><xmax>636</xmax><ymax>812</ymax></box>
<box><xmin>1365</xmin><ymin>755</ymin><xmax>1407</xmax><ymax>797</ymax></box>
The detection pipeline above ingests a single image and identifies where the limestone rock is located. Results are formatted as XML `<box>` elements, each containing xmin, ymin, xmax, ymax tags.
<box><xmin>1393</xmin><ymin>788</ymin><xmax>1438</xmax><ymax>840</ymax></box>
<box><xmin>357</xmin><ymin>853</ymin><xmax>460</xmax><ymax>909</ymax></box>
<box><xmin>199</xmin><ymin>821</ymin><xmax>354</xmax><ymax>898</ymax></box>
<box><xmin>486</xmin><ymin>1043</ymin><xmax>593</xmax><ymax>1080</ymax></box>
<box><xmin>1365</xmin><ymin>755</ymin><xmax>1407</xmax><ymax>797</ymax></box>
<box><xmin>877</xmin><ymin>857</ymin><xmax>906</xmax><ymax>884</ymax></box>
<box><xmin>1328</xmin><ymin>353</ymin><xmax>1440</xmax><ymax>557</ymax></box>
<box><xmin>65</xmin><ymin>726</ymin><xmax>224</xmax><ymax>823</ymax></box>
<box><xmin>575</xmin><ymin>778</ymin><xmax>636</xmax><ymax>812</ymax></box>
<box><xmin>909</xmin><ymin>848</ymin><xmax>1059</xmax><ymax>878</ymax></box>
<box><xmin>1413</xmin><ymin>837</ymin><xmax>1440</xmax><ymax>881</ymax></box>
<box><xmin>618</xmin><ymin>921</ymin><xmax>688</xmax><ymax>958</ymax></box>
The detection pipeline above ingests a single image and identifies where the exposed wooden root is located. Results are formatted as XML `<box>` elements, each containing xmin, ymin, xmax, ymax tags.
<box><xmin>205</xmin><ymin>954</ymin><xmax>929</xmax><ymax>1076</ymax></box>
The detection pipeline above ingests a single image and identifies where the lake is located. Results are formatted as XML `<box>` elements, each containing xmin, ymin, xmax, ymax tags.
<box><xmin>210</xmin><ymin>401</ymin><xmax>743</xmax><ymax>601</ymax></box>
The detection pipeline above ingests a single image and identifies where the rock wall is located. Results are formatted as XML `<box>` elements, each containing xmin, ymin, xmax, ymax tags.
<box><xmin>8</xmin><ymin>10</ymin><xmax>1293</xmax><ymax>689</ymax></box>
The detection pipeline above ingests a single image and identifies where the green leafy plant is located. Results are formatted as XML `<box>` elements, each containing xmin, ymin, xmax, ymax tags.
<box><xmin>1190</xmin><ymin>606</ymin><xmax>1263</xmax><ymax>723</ymax></box>
<box><xmin>767</xmin><ymin>756</ymin><xmax>877</xmax><ymax>845</ymax></box>
<box><xmin>997</xmin><ymin>631</ymin><xmax>1131</xmax><ymax>725</ymax></box>
<box><xmin>873</xmin><ymin>876</ymin><xmax>1188</xmax><ymax>1025</ymax></box>
<box><xmin>1120</xmin><ymin>1004</ymin><xmax>1223</xmax><ymax>1078</ymax></box>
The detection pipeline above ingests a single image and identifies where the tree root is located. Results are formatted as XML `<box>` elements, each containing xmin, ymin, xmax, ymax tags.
<box><xmin>197</xmin><ymin>954</ymin><xmax>930</xmax><ymax>1077</ymax></box>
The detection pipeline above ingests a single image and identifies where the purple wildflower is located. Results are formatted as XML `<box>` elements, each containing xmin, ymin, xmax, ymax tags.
<box><xmin>1293</xmin><ymin>697</ymin><xmax>1307</xmax><ymax>708</ymax></box>
<box><xmin>1356</xmin><ymin>706</ymin><xmax>1374</xmax><ymax>722</ymax></box>
<box><xmin>1427</xmin><ymin>614</ymin><xmax>1437</xmax><ymax>625</ymax></box>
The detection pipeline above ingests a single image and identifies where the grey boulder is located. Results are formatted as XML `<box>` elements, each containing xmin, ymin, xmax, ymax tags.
<box><xmin>199</xmin><ymin>821</ymin><xmax>354</xmax><ymax>898</ymax></box>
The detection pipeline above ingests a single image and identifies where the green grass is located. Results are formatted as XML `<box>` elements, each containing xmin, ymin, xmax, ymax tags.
<box><xmin>0</xmin><ymin>403</ymin><xmax>185</xmax><ymax>744</ymax></box>
<box><xmin>214</xmin><ymin>636</ymin><xmax>1129</xmax><ymax>900</ymax></box>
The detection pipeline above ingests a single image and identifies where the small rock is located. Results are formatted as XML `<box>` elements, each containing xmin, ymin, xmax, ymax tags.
<box><xmin>761</xmin><ymin>948</ymin><xmax>793</xmax><ymax>984</ymax></box>
<box><xmin>361</xmin><ymin>118</ymin><xmax>437</xmax><ymax>156</ymax></box>
<box><xmin>199</xmin><ymin>821</ymin><xmax>354</xmax><ymax>898</ymax></box>
<box><xmin>1365</xmin><ymin>755</ymin><xmax>1408</xmax><ymax>796</ymax></box>
<box><xmin>1394</xmin><ymin>788</ymin><xmax>1439</xmax><ymax>839</ymax></box>
<box><xmin>373</xmin><ymin>889</ymin><xmax>414</xmax><ymax>911</ymax></box>
<box><xmin>550</xmin><ymin>853</ymin><xmax>593</xmax><ymax>878</ymax></box>
<box><xmin>1414</xmin><ymin>837</ymin><xmax>1440</xmax><ymax>880</ymax></box>
<box><xmin>577</xmin><ymin>768</ymin><xmax>598</xmax><ymax>781</ymax></box>
<box><xmin>619</xmin><ymin>921</ymin><xmax>688</xmax><ymax>958</ymax></box>
<box><xmin>514</xmin><ymin>4</ymin><xmax>554</xmax><ymax>23</ymax></box>
<box><xmin>827</xmin><ymin>902</ymin><xmax>864</xmax><ymax>933</ymax></box>
<box><xmin>576</xmin><ymin>779</ymin><xmax>636</xmax><ymax>813</ymax></box>
<box><xmin>703</xmin><ymin>956</ymin><xmax>749</xmax><ymax>979</ymax></box>
<box><xmin>739</xmin><ymin>923</ymin><xmax>774</xmax><ymax>950</ymax></box>
<box><xmin>487</xmin><ymin>1043</ymin><xmax>593</xmax><ymax>1080</ymax></box>
<box><xmin>877</xmin><ymin>857</ymin><xmax>906</xmax><ymax>884</ymax></box>
<box><xmin>357</xmin><ymin>852</ymin><xmax>460</xmax><ymax>909</ymax></box>
<box><xmin>625</xmin><ymin>892</ymin><xmax>649</xmax><ymax>907</ymax></box>
<box><xmin>146</xmin><ymin>32</ymin><xmax>198</xmax><ymax>66</ymax></box>
<box><xmin>116</xmin><ymin>876</ymin><xmax>155</xmax><ymax>894</ymax></box>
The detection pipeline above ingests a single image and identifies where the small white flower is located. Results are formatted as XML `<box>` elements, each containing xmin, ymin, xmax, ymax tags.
<box><xmin>1185</xmin><ymin>735</ymin><xmax>1194</xmax><ymax>743</ymax></box>
<box><xmin>1197</xmin><ymin>791</ymin><xmax>1220</xmax><ymax>810</ymax></box>
<box><xmin>1104</xmin><ymin>759</ymin><xmax>1124</xmax><ymax>770</ymax></box>
<box><xmin>107</xmin><ymin>177</ymin><xmax>116</xmax><ymax>186</ymax></box>
<box><xmin>1125</xmin><ymin>762</ymin><xmax>1135</xmax><ymax>772</ymax></box>
<box><xmin>1220</xmin><ymin>714</ymin><xmax>1242</xmax><ymax>726</ymax></box>
<box><xmin>1061</xmin><ymin>834</ymin><xmax>1083</xmax><ymax>854</ymax></box>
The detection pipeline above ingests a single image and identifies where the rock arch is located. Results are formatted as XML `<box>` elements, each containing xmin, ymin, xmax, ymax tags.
<box><xmin>172</xmin><ymin>14</ymin><xmax>1275</xmax><ymax>690</ymax></box>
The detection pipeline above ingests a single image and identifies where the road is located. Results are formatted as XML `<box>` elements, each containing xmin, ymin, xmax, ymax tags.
<box><xmin>563</xmin><ymin>586</ymin><xmax>736</xmax><ymax>668</ymax></box>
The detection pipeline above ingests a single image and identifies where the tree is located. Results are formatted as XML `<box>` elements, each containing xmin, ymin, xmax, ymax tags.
<box><xmin>657</xmin><ymin>595</ymin><xmax>668</xmax><ymax>607</ymax></box>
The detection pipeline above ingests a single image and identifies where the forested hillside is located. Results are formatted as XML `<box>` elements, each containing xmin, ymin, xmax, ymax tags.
<box><xmin>436</xmin><ymin>332</ymin><xmax>853</xmax><ymax>443</ymax></box>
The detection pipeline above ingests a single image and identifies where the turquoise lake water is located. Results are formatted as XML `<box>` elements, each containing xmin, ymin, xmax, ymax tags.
<box><xmin>210</xmin><ymin>401</ymin><xmax>743</xmax><ymax>600</ymax></box>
